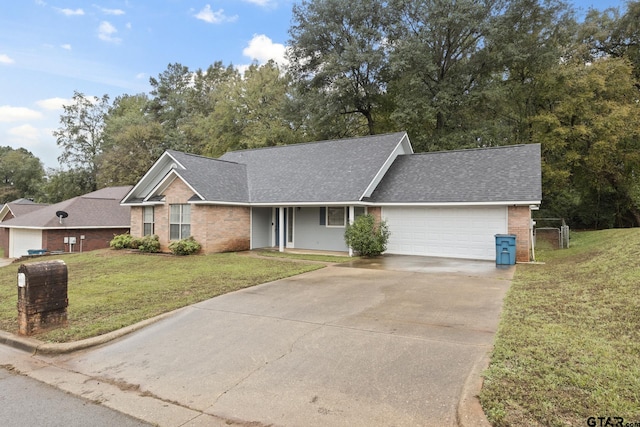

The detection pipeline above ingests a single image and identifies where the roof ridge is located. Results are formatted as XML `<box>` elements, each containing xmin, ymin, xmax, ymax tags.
<box><xmin>222</xmin><ymin>131</ymin><xmax>408</xmax><ymax>155</ymax></box>
<box><xmin>168</xmin><ymin>149</ymin><xmax>242</xmax><ymax>166</ymax></box>
<box><xmin>408</xmin><ymin>143</ymin><xmax>536</xmax><ymax>156</ymax></box>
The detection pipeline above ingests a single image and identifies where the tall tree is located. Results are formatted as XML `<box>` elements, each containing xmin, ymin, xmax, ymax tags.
<box><xmin>386</xmin><ymin>0</ymin><xmax>505</xmax><ymax>151</ymax></box>
<box><xmin>0</xmin><ymin>147</ymin><xmax>45</xmax><ymax>203</ymax></box>
<box><xmin>531</xmin><ymin>57</ymin><xmax>640</xmax><ymax>228</ymax></box>
<box><xmin>41</xmin><ymin>168</ymin><xmax>95</xmax><ymax>203</ymax></box>
<box><xmin>288</xmin><ymin>0</ymin><xmax>391</xmax><ymax>135</ymax></box>
<box><xmin>98</xmin><ymin>94</ymin><xmax>164</xmax><ymax>187</ymax></box>
<box><xmin>53</xmin><ymin>91</ymin><xmax>110</xmax><ymax>192</ymax></box>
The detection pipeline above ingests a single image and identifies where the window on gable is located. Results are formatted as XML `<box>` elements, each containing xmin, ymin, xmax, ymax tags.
<box><xmin>143</xmin><ymin>206</ymin><xmax>154</xmax><ymax>236</ymax></box>
<box><xmin>327</xmin><ymin>207</ymin><xmax>346</xmax><ymax>227</ymax></box>
<box><xmin>170</xmin><ymin>204</ymin><xmax>191</xmax><ymax>240</ymax></box>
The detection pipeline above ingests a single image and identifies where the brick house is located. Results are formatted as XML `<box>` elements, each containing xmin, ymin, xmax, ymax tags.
<box><xmin>0</xmin><ymin>187</ymin><xmax>132</xmax><ymax>258</ymax></box>
<box><xmin>122</xmin><ymin>133</ymin><xmax>541</xmax><ymax>262</ymax></box>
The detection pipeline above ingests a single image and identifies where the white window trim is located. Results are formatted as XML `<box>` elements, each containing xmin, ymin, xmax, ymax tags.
<box><xmin>326</xmin><ymin>206</ymin><xmax>346</xmax><ymax>228</ymax></box>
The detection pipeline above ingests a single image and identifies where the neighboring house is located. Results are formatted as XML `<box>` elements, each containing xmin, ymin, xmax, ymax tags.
<box><xmin>122</xmin><ymin>132</ymin><xmax>541</xmax><ymax>262</ymax></box>
<box><xmin>0</xmin><ymin>186</ymin><xmax>132</xmax><ymax>258</ymax></box>
<box><xmin>0</xmin><ymin>198</ymin><xmax>50</xmax><ymax>256</ymax></box>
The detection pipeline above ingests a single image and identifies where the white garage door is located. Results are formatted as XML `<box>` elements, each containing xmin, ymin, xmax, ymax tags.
<box><xmin>383</xmin><ymin>206</ymin><xmax>508</xmax><ymax>260</ymax></box>
<box><xmin>10</xmin><ymin>229</ymin><xmax>43</xmax><ymax>258</ymax></box>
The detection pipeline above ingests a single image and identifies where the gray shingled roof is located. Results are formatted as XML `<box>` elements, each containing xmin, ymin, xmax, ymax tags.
<box><xmin>166</xmin><ymin>151</ymin><xmax>249</xmax><ymax>203</ymax></box>
<box><xmin>3</xmin><ymin>200</ymin><xmax>49</xmax><ymax>218</ymax></box>
<box><xmin>368</xmin><ymin>144</ymin><xmax>542</xmax><ymax>203</ymax></box>
<box><xmin>220</xmin><ymin>132</ymin><xmax>407</xmax><ymax>203</ymax></box>
<box><xmin>1</xmin><ymin>186</ymin><xmax>132</xmax><ymax>228</ymax></box>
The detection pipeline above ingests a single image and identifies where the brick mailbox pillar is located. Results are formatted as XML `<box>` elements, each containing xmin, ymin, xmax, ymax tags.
<box><xmin>17</xmin><ymin>260</ymin><xmax>68</xmax><ymax>336</ymax></box>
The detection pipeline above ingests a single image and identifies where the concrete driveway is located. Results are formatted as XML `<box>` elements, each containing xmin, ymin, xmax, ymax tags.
<box><xmin>39</xmin><ymin>255</ymin><xmax>513</xmax><ymax>426</ymax></box>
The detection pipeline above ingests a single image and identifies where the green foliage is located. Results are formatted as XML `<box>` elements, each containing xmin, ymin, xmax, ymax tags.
<box><xmin>41</xmin><ymin>168</ymin><xmax>94</xmax><ymax>203</ymax></box>
<box><xmin>136</xmin><ymin>234</ymin><xmax>161</xmax><ymax>253</ymax></box>
<box><xmin>0</xmin><ymin>146</ymin><xmax>45</xmax><ymax>203</ymax></box>
<box><xmin>344</xmin><ymin>214</ymin><xmax>390</xmax><ymax>257</ymax></box>
<box><xmin>168</xmin><ymin>236</ymin><xmax>202</xmax><ymax>256</ymax></box>
<box><xmin>109</xmin><ymin>233</ymin><xmax>135</xmax><ymax>250</ymax></box>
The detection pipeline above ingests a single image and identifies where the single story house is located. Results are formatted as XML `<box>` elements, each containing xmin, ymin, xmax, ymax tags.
<box><xmin>121</xmin><ymin>132</ymin><xmax>541</xmax><ymax>262</ymax></box>
<box><xmin>0</xmin><ymin>186</ymin><xmax>132</xmax><ymax>258</ymax></box>
<box><xmin>0</xmin><ymin>198</ymin><xmax>49</xmax><ymax>222</ymax></box>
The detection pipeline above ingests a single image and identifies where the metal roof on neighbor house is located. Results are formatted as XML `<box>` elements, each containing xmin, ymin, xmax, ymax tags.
<box><xmin>367</xmin><ymin>144</ymin><xmax>542</xmax><ymax>203</ymax></box>
<box><xmin>0</xmin><ymin>186</ymin><xmax>133</xmax><ymax>229</ymax></box>
<box><xmin>219</xmin><ymin>132</ymin><xmax>408</xmax><ymax>203</ymax></box>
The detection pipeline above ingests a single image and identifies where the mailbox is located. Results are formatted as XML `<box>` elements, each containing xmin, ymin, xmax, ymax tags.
<box><xmin>17</xmin><ymin>260</ymin><xmax>68</xmax><ymax>336</ymax></box>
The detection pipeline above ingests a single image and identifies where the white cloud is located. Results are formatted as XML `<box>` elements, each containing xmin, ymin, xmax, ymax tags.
<box><xmin>242</xmin><ymin>34</ymin><xmax>288</xmax><ymax>66</ymax></box>
<box><xmin>56</xmin><ymin>8</ymin><xmax>85</xmax><ymax>16</ymax></box>
<box><xmin>135</xmin><ymin>72</ymin><xmax>146</xmax><ymax>79</ymax></box>
<box><xmin>60</xmin><ymin>44</ymin><xmax>72</xmax><ymax>50</ymax></box>
<box><xmin>96</xmin><ymin>6</ymin><xmax>125</xmax><ymax>15</ymax></box>
<box><xmin>0</xmin><ymin>106</ymin><xmax>43</xmax><ymax>122</ymax></box>
<box><xmin>35</xmin><ymin>97</ymin><xmax>71</xmax><ymax>111</ymax></box>
<box><xmin>243</xmin><ymin>0</ymin><xmax>276</xmax><ymax>6</ymax></box>
<box><xmin>194</xmin><ymin>5</ymin><xmax>238</xmax><ymax>24</ymax></box>
<box><xmin>0</xmin><ymin>54</ymin><xmax>15</xmax><ymax>64</ymax></box>
<box><xmin>8</xmin><ymin>124</ymin><xmax>40</xmax><ymax>144</ymax></box>
<box><xmin>98</xmin><ymin>21</ymin><xmax>121</xmax><ymax>43</ymax></box>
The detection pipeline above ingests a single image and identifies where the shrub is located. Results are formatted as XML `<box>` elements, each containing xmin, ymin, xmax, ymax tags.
<box><xmin>169</xmin><ymin>236</ymin><xmax>202</xmax><ymax>256</ymax></box>
<box><xmin>344</xmin><ymin>214</ymin><xmax>390</xmax><ymax>257</ymax></box>
<box><xmin>137</xmin><ymin>234</ymin><xmax>161</xmax><ymax>253</ymax></box>
<box><xmin>110</xmin><ymin>233</ymin><xmax>134</xmax><ymax>250</ymax></box>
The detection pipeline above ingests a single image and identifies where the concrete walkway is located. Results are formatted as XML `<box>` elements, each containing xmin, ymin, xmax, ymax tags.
<box><xmin>0</xmin><ymin>255</ymin><xmax>513</xmax><ymax>426</ymax></box>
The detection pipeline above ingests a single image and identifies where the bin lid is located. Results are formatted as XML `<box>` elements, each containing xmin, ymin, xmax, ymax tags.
<box><xmin>495</xmin><ymin>234</ymin><xmax>516</xmax><ymax>238</ymax></box>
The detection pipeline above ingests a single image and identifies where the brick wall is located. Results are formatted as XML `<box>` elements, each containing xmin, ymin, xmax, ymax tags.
<box><xmin>130</xmin><ymin>206</ymin><xmax>143</xmax><ymax>237</ymax></box>
<box><xmin>508</xmin><ymin>205</ymin><xmax>532</xmax><ymax>262</ymax></box>
<box><xmin>368</xmin><ymin>206</ymin><xmax>382</xmax><ymax>224</ymax></box>
<box><xmin>149</xmin><ymin>177</ymin><xmax>250</xmax><ymax>253</ymax></box>
<box><xmin>42</xmin><ymin>228</ymin><xmax>130</xmax><ymax>253</ymax></box>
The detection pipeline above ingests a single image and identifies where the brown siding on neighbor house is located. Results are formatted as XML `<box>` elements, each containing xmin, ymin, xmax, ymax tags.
<box><xmin>508</xmin><ymin>205</ymin><xmax>531</xmax><ymax>262</ymax></box>
<box><xmin>42</xmin><ymin>228</ymin><xmax>130</xmax><ymax>253</ymax></box>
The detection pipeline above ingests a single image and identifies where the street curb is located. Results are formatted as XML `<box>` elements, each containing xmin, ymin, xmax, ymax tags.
<box><xmin>0</xmin><ymin>307</ymin><xmax>184</xmax><ymax>355</ymax></box>
<box><xmin>457</xmin><ymin>350</ymin><xmax>492</xmax><ymax>427</ymax></box>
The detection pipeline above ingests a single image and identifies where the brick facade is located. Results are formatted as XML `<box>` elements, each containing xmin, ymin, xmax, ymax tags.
<box><xmin>131</xmin><ymin>177</ymin><xmax>250</xmax><ymax>254</ymax></box>
<box><xmin>508</xmin><ymin>205</ymin><xmax>532</xmax><ymax>262</ymax></box>
<box><xmin>42</xmin><ymin>228</ymin><xmax>130</xmax><ymax>253</ymax></box>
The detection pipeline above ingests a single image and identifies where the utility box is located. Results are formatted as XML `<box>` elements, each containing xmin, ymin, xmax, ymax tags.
<box><xmin>17</xmin><ymin>260</ymin><xmax>68</xmax><ymax>336</ymax></box>
<box><xmin>495</xmin><ymin>234</ymin><xmax>517</xmax><ymax>265</ymax></box>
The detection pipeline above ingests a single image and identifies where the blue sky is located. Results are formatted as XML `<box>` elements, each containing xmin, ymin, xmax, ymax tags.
<box><xmin>0</xmin><ymin>0</ymin><xmax>627</xmax><ymax>170</ymax></box>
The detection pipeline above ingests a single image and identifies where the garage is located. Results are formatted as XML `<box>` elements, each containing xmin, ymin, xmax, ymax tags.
<box><xmin>382</xmin><ymin>206</ymin><xmax>508</xmax><ymax>260</ymax></box>
<box><xmin>9</xmin><ymin>228</ymin><xmax>43</xmax><ymax>258</ymax></box>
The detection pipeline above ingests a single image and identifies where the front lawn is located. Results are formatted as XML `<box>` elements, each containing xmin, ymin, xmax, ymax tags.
<box><xmin>480</xmin><ymin>229</ymin><xmax>640</xmax><ymax>425</ymax></box>
<box><xmin>0</xmin><ymin>250</ymin><xmax>323</xmax><ymax>343</ymax></box>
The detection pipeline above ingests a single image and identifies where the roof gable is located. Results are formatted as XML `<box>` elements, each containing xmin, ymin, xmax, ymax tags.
<box><xmin>220</xmin><ymin>132</ymin><xmax>409</xmax><ymax>203</ymax></box>
<box><xmin>368</xmin><ymin>144</ymin><xmax>542</xmax><ymax>204</ymax></box>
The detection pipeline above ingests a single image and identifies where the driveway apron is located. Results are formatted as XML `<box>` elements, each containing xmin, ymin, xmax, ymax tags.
<box><xmin>47</xmin><ymin>257</ymin><xmax>513</xmax><ymax>427</ymax></box>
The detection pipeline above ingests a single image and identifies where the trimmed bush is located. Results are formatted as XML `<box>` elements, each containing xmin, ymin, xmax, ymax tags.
<box><xmin>137</xmin><ymin>234</ymin><xmax>161</xmax><ymax>253</ymax></box>
<box><xmin>110</xmin><ymin>233</ymin><xmax>134</xmax><ymax>250</ymax></box>
<box><xmin>344</xmin><ymin>214</ymin><xmax>390</xmax><ymax>257</ymax></box>
<box><xmin>169</xmin><ymin>236</ymin><xmax>202</xmax><ymax>256</ymax></box>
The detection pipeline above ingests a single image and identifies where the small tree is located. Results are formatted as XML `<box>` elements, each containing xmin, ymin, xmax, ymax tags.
<box><xmin>344</xmin><ymin>214</ymin><xmax>390</xmax><ymax>257</ymax></box>
<box><xmin>169</xmin><ymin>236</ymin><xmax>202</xmax><ymax>256</ymax></box>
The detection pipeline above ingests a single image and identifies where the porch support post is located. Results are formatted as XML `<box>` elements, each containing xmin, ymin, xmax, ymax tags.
<box><xmin>278</xmin><ymin>207</ymin><xmax>285</xmax><ymax>253</ymax></box>
<box><xmin>348</xmin><ymin>205</ymin><xmax>355</xmax><ymax>257</ymax></box>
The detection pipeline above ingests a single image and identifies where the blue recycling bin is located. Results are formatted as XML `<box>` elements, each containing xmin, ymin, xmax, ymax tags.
<box><xmin>495</xmin><ymin>234</ymin><xmax>516</xmax><ymax>265</ymax></box>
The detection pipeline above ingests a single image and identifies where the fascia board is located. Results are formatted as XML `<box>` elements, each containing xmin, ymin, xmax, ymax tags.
<box><xmin>121</xmin><ymin>151</ymin><xmax>185</xmax><ymax>203</ymax></box>
<box><xmin>360</xmin><ymin>132</ymin><xmax>411</xmax><ymax>200</ymax></box>
<box><xmin>2</xmin><ymin>225</ymin><xmax>130</xmax><ymax>230</ymax></box>
<box><xmin>372</xmin><ymin>200</ymin><xmax>542</xmax><ymax>207</ymax></box>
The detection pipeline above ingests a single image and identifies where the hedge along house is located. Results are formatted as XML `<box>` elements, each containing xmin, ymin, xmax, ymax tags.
<box><xmin>0</xmin><ymin>186</ymin><xmax>132</xmax><ymax>258</ymax></box>
<box><xmin>122</xmin><ymin>133</ymin><xmax>541</xmax><ymax>262</ymax></box>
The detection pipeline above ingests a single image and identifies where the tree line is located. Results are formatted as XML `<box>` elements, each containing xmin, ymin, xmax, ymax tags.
<box><xmin>3</xmin><ymin>0</ymin><xmax>639</xmax><ymax>229</ymax></box>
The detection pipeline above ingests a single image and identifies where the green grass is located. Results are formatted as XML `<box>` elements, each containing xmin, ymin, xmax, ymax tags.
<box><xmin>0</xmin><ymin>250</ymin><xmax>323</xmax><ymax>343</ymax></box>
<box><xmin>480</xmin><ymin>229</ymin><xmax>640</xmax><ymax>426</ymax></box>
<box><xmin>254</xmin><ymin>249</ymin><xmax>357</xmax><ymax>263</ymax></box>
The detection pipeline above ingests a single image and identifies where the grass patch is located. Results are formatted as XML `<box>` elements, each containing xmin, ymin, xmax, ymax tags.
<box><xmin>254</xmin><ymin>250</ymin><xmax>356</xmax><ymax>263</ymax></box>
<box><xmin>480</xmin><ymin>229</ymin><xmax>640</xmax><ymax>426</ymax></box>
<box><xmin>0</xmin><ymin>250</ymin><xmax>323</xmax><ymax>343</ymax></box>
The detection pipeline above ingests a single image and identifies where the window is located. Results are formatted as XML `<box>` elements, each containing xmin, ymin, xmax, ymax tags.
<box><xmin>143</xmin><ymin>206</ymin><xmax>154</xmax><ymax>236</ymax></box>
<box><xmin>353</xmin><ymin>206</ymin><xmax>366</xmax><ymax>221</ymax></box>
<box><xmin>170</xmin><ymin>204</ymin><xmax>191</xmax><ymax>240</ymax></box>
<box><xmin>327</xmin><ymin>207</ymin><xmax>346</xmax><ymax>227</ymax></box>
